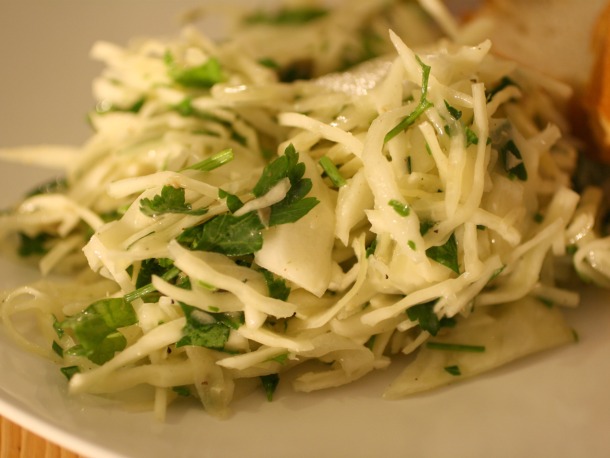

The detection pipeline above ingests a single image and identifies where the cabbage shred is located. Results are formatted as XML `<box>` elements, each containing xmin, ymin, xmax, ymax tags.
<box><xmin>1</xmin><ymin>0</ymin><xmax>609</xmax><ymax>420</ymax></box>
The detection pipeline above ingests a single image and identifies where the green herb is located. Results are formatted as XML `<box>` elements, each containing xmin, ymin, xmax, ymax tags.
<box><xmin>52</xmin><ymin>341</ymin><xmax>64</xmax><ymax>358</ymax></box>
<box><xmin>537</xmin><ymin>296</ymin><xmax>555</xmax><ymax>308</ymax></box>
<box><xmin>178</xmin><ymin>211</ymin><xmax>265</xmax><ymax>256</ymax></box>
<box><xmin>218</xmin><ymin>189</ymin><xmax>244</xmax><ymax>213</ymax></box>
<box><xmin>18</xmin><ymin>232</ymin><xmax>51</xmax><ymax>257</ymax></box>
<box><xmin>253</xmin><ymin>144</ymin><xmax>302</xmax><ymax>197</ymax></box>
<box><xmin>59</xmin><ymin>298</ymin><xmax>138</xmax><ymax>365</ymax></box>
<box><xmin>26</xmin><ymin>177</ymin><xmax>68</xmax><ymax>197</ymax></box>
<box><xmin>406</xmin><ymin>300</ymin><xmax>441</xmax><ymax>336</ymax></box>
<box><xmin>165</xmin><ymin>53</ymin><xmax>225</xmax><ymax>89</ymax></box>
<box><xmin>444</xmin><ymin>365</ymin><xmax>461</xmax><ymax>376</ymax></box>
<box><xmin>388</xmin><ymin>199</ymin><xmax>410</xmax><ymax>217</ymax></box>
<box><xmin>408</xmin><ymin>240</ymin><xmax>417</xmax><ymax>250</ymax></box>
<box><xmin>172</xmin><ymin>386</ymin><xmax>191</xmax><ymax>397</ymax></box>
<box><xmin>178</xmin><ymin>144</ymin><xmax>318</xmax><ymax>256</ymax></box>
<box><xmin>261</xmin><ymin>269</ymin><xmax>291</xmax><ymax>301</ymax></box>
<box><xmin>245</xmin><ymin>7</ymin><xmax>328</xmax><ymax>25</ymax></box>
<box><xmin>476</xmin><ymin>225</ymin><xmax>487</xmax><ymax>231</ymax></box>
<box><xmin>140</xmin><ymin>186</ymin><xmax>208</xmax><ymax>217</ymax></box>
<box><xmin>366</xmin><ymin>238</ymin><xmax>378</xmax><ymax>258</ymax></box>
<box><xmin>260</xmin><ymin>374</ymin><xmax>280</xmax><ymax>401</ymax></box>
<box><xmin>53</xmin><ymin>316</ymin><xmax>64</xmax><ymax>338</ymax></box>
<box><xmin>465</xmin><ymin>127</ymin><xmax>479</xmax><ymax>146</ymax></box>
<box><xmin>258</xmin><ymin>57</ymin><xmax>280</xmax><ymax>69</ymax></box>
<box><xmin>267</xmin><ymin>181</ymin><xmax>318</xmax><ymax>226</ymax></box>
<box><xmin>319</xmin><ymin>156</ymin><xmax>347</xmax><ymax>188</ymax></box>
<box><xmin>124</xmin><ymin>266</ymin><xmax>182</xmax><ymax>303</ymax></box>
<box><xmin>500</xmin><ymin>139</ymin><xmax>527</xmax><ymax>181</ymax></box>
<box><xmin>486</xmin><ymin>76</ymin><xmax>518</xmax><ymax>102</ymax></box>
<box><xmin>426</xmin><ymin>233</ymin><xmax>459</xmax><ymax>274</ymax></box>
<box><xmin>534</xmin><ymin>212</ymin><xmax>544</xmax><ymax>223</ymax></box>
<box><xmin>406</xmin><ymin>156</ymin><xmax>412</xmax><ymax>174</ymax></box>
<box><xmin>444</xmin><ymin>100</ymin><xmax>462</xmax><ymax>120</ymax></box>
<box><xmin>426</xmin><ymin>342</ymin><xmax>486</xmax><ymax>352</ymax></box>
<box><xmin>60</xmin><ymin>366</ymin><xmax>80</xmax><ymax>381</ymax></box>
<box><xmin>385</xmin><ymin>56</ymin><xmax>433</xmax><ymax>143</ymax></box>
<box><xmin>269</xmin><ymin>353</ymin><xmax>289</xmax><ymax>364</ymax></box>
<box><xmin>135</xmin><ymin>258</ymin><xmax>174</xmax><ymax>289</ymax></box>
<box><xmin>419</xmin><ymin>220</ymin><xmax>435</xmax><ymax>236</ymax></box>
<box><xmin>181</xmin><ymin>148</ymin><xmax>234</xmax><ymax>172</ymax></box>
<box><xmin>566</xmin><ymin>244</ymin><xmax>578</xmax><ymax>256</ymax></box>
<box><xmin>176</xmin><ymin>303</ymin><xmax>231</xmax><ymax>350</ymax></box>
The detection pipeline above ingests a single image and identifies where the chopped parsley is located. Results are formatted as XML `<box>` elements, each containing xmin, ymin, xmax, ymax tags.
<box><xmin>58</xmin><ymin>298</ymin><xmax>138</xmax><ymax>365</ymax></box>
<box><xmin>426</xmin><ymin>233</ymin><xmax>460</xmax><ymax>274</ymax></box>
<box><xmin>319</xmin><ymin>156</ymin><xmax>347</xmax><ymax>188</ymax></box>
<box><xmin>177</xmin><ymin>144</ymin><xmax>319</xmax><ymax>256</ymax></box>
<box><xmin>426</xmin><ymin>342</ymin><xmax>486</xmax><ymax>352</ymax></box>
<box><xmin>385</xmin><ymin>56</ymin><xmax>433</xmax><ymax>143</ymax></box>
<box><xmin>444</xmin><ymin>100</ymin><xmax>462</xmax><ymax>120</ymax></box>
<box><xmin>260</xmin><ymin>373</ymin><xmax>280</xmax><ymax>401</ymax></box>
<box><xmin>500</xmin><ymin>139</ymin><xmax>527</xmax><ymax>181</ymax></box>
<box><xmin>140</xmin><ymin>186</ymin><xmax>208</xmax><ymax>217</ymax></box>
<box><xmin>261</xmin><ymin>269</ymin><xmax>291</xmax><ymax>301</ymax></box>
<box><xmin>181</xmin><ymin>148</ymin><xmax>234</xmax><ymax>172</ymax></box>
<box><xmin>60</xmin><ymin>366</ymin><xmax>81</xmax><ymax>381</ymax></box>
<box><xmin>444</xmin><ymin>365</ymin><xmax>461</xmax><ymax>376</ymax></box>
<box><xmin>176</xmin><ymin>303</ymin><xmax>232</xmax><ymax>350</ymax></box>
<box><xmin>244</xmin><ymin>7</ymin><xmax>328</xmax><ymax>25</ymax></box>
<box><xmin>388</xmin><ymin>199</ymin><xmax>410</xmax><ymax>217</ymax></box>
<box><xmin>18</xmin><ymin>232</ymin><xmax>51</xmax><ymax>257</ymax></box>
<box><xmin>485</xmin><ymin>76</ymin><xmax>518</xmax><ymax>102</ymax></box>
<box><xmin>165</xmin><ymin>52</ymin><xmax>225</xmax><ymax>89</ymax></box>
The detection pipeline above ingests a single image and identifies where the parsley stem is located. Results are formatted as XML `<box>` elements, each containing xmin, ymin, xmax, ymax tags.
<box><xmin>319</xmin><ymin>156</ymin><xmax>347</xmax><ymax>188</ymax></box>
<box><xmin>384</xmin><ymin>55</ymin><xmax>433</xmax><ymax>143</ymax></box>
<box><xmin>124</xmin><ymin>266</ymin><xmax>181</xmax><ymax>303</ymax></box>
<box><xmin>426</xmin><ymin>342</ymin><xmax>486</xmax><ymax>352</ymax></box>
<box><xmin>181</xmin><ymin>148</ymin><xmax>234</xmax><ymax>172</ymax></box>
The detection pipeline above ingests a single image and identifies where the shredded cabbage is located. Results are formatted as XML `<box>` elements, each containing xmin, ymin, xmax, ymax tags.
<box><xmin>1</xmin><ymin>0</ymin><xmax>609</xmax><ymax>421</ymax></box>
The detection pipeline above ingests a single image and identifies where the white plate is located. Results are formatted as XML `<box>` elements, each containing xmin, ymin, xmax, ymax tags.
<box><xmin>1</xmin><ymin>2</ymin><xmax>610</xmax><ymax>457</ymax></box>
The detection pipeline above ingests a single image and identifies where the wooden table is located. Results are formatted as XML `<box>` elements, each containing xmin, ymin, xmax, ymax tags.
<box><xmin>0</xmin><ymin>416</ymin><xmax>81</xmax><ymax>458</ymax></box>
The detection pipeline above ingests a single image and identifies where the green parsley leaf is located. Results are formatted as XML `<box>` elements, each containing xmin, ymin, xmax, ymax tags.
<box><xmin>166</xmin><ymin>53</ymin><xmax>225</xmax><ymax>89</ymax></box>
<box><xmin>366</xmin><ymin>238</ymin><xmax>378</xmax><ymax>258</ymax></box>
<box><xmin>444</xmin><ymin>100</ymin><xmax>462</xmax><ymax>120</ymax></box>
<box><xmin>177</xmin><ymin>211</ymin><xmax>264</xmax><ymax>256</ymax></box>
<box><xmin>178</xmin><ymin>144</ymin><xmax>318</xmax><ymax>256</ymax></box>
<box><xmin>426</xmin><ymin>233</ymin><xmax>460</xmax><ymax>274</ymax></box>
<box><xmin>60</xmin><ymin>366</ymin><xmax>81</xmax><ymax>381</ymax></box>
<box><xmin>218</xmin><ymin>188</ymin><xmax>244</xmax><ymax>213</ymax></box>
<box><xmin>261</xmin><ymin>269</ymin><xmax>291</xmax><ymax>301</ymax></box>
<box><xmin>260</xmin><ymin>373</ymin><xmax>280</xmax><ymax>401</ymax></box>
<box><xmin>140</xmin><ymin>186</ymin><xmax>208</xmax><ymax>217</ymax></box>
<box><xmin>176</xmin><ymin>303</ymin><xmax>231</xmax><ymax>350</ymax></box>
<box><xmin>172</xmin><ymin>385</ymin><xmax>191</xmax><ymax>397</ymax></box>
<box><xmin>486</xmin><ymin>76</ymin><xmax>518</xmax><ymax>102</ymax></box>
<box><xmin>444</xmin><ymin>365</ymin><xmax>461</xmax><ymax>376</ymax></box>
<box><xmin>18</xmin><ymin>232</ymin><xmax>51</xmax><ymax>257</ymax></box>
<box><xmin>500</xmin><ymin>139</ymin><xmax>527</xmax><ymax>181</ymax></box>
<box><xmin>406</xmin><ymin>300</ymin><xmax>441</xmax><ymax>336</ymax></box>
<box><xmin>59</xmin><ymin>298</ymin><xmax>137</xmax><ymax>365</ymax></box>
<box><xmin>465</xmin><ymin>127</ymin><xmax>479</xmax><ymax>146</ymax></box>
<box><xmin>388</xmin><ymin>199</ymin><xmax>410</xmax><ymax>217</ymax></box>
